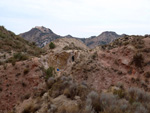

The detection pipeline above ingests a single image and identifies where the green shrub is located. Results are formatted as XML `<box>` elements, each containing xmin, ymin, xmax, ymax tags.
<box><xmin>6</xmin><ymin>52</ymin><xmax>28</xmax><ymax>64</ymax></box>
<box><xmin>49</xmin><ymin>42</ymin><xmax>55</xmax><ymax>49</ymax></box>
<box><xmin>113</xmin><ymin>89</ymin><xmax>125</xmax><ymax>98</ymax></box>
<box><xmin>45</xmin><ymin>67</ymin><xmax>55</xmax><ymax>80</ymax></box>
<box><xmin>13</xmin><ymin>52</ymin><xmax>28</xmax><ymax>61</ymax></box>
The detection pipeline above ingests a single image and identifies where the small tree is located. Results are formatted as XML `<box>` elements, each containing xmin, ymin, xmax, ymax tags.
<box><xmin>49</xmin><ymin>42</ymin><xmax>55</xmax><ymax>49</ymax></box>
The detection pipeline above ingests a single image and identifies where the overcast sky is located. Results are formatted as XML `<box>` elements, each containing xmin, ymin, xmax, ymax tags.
<box><xmin>0</xmin><ymin>0</ymin><xmax>150</xmax><ymax>37</ymax></box>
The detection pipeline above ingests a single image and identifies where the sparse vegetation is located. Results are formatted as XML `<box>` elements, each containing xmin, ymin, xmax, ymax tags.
<box><xmin>13</xmin><ymin>52</ymin><xmax>28</xmax><ymax>61</ymax></box>
<box><xmin>6</xmin><ymin>52</ymin><xmax>28</xmax><ymax>65</ymax></box>
<box><xmin>63</xmin><ymin>45</ymin><xmax>82</xmax><ymax>50</ymax></box>
<box><xmin>0</xmin><ymin>26</ymin><xmax>45</xmax><ymax>57</ymax></box>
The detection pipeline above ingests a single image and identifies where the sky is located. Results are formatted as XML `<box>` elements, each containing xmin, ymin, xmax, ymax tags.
<box><xmin>0</xmin><ymin>0</ymin><xmax>150</xmax><ymax>37</ymax></box>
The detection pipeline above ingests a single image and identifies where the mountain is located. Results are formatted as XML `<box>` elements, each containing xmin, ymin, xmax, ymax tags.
<box><xmin>20</xmin><ymin>26</ymin><xmax>123</xmax><ymax>48</ymax></box>
<box><xmin>80</xmin><ymin>31</ymin><xmax>123</xmax><ymax>48</ymax></box>
<box><xmin>20</xmin><ymin>26</ymin><xmax>61</xmax><ymax>47</ymax></box>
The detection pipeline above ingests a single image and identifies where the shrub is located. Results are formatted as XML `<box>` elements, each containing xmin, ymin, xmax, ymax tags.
<box><xmin>0</xmin><ymin>61</ymin><xmax>4</xmax><ymax>65</ymax></box>
<box><xmin>47</xmin><ymin>104</ymin><xmax>57</xmax><ymax>113</ymax></box>
<box><xmin>86</xmin><ymin>91</ymin><xmax>101</xmax><ymax>112</ymax></box>
<box><xmin>49</xmin><ymin>42</ymin><xmax>55</xmax><ymax>49</ymax></box>
<box><xmin>132</xmin><ymin>53</ymin><xmax>144</xmax><ymax>68</ymax></box>
<box><xmin>22</xmin><ymin>104</ymin><xmax>37</xmax><ymax>113</ymax></box>
<box><xmin>7</xmin><ymin>52</ymin><xmax>28</xmax><ymax>64</ymax></box>
<box><xmin>47</xmin><ymin>77</ymin><xmax>55</xmax><ymax>88</ymax></box>
<box><xmin>45</xmin><ymin>67</ymin><xmax>55</xmax><ymax>80</ymax></box>
<box><xmin>0</xmin><ymin>87</ymin><xmax>2</xmax><ymax>92</ymax></box>
<box><xmin>100</xmin><ymin>92</ymin><xmax>118</xmax><ymax>109</ymax></box>
<box><xmin>144</xmin><ymin>72</ymin><xmax>150</xmax><ymax>78</ymax></box>
<box><xmin>3</xmin><ymin>63</ymin><xmax>7</xmax><ymax>70</ymax></box>
<box><xmin>22</xmin><ymin>82</ymin><xmax>27</xmax><ymax>87</ymax></box>
<box><xmin>11</xmin><ymin>60</ymin><xmax>16</xmax><ymax>66</ymax></box>
<box><xmin>57</xmin><ymin>104</ymin><xmax>79</xmax><ymax>113</ymax></box>
<box><xmin>92</xmin><ymin>52</ymin><xmax>98</xmax><ymax>60</ymax></box>
<box><xmin>135</xmin><ymin>105</ymin><xmax>148</xmax><ymax>113</ymax></box>
<box><xmin>13</xmin><ymin>52</ymin><xmax>28</xmax><ymax>61</ymax></box>
<box><xmin>24</xmin><ymin>68</ymin><xmax>29</xmax><ymax>75</ymax></box>
<box><xmin>63</xmin><ymin>88</ymin><xmax>71</xmax><ymax>98</ymax></box>
<box><xmin>127</xmin><ymin>87</ymin><xmax>150</xmax><ymax>104</ymax></box>
<box><xmin>63</xmin><ymin>46</ymin><xmax>71</xmax><ymax>50</ymax></box>
<box><xmin>113</xmin><ymin>89</ymin><xmax>125</xmax><ymax>98</ymax></box>
<box><xmin>68</xmin><ymin>83</ymin><xmax>78</xmax><ymax>99</ymax></box>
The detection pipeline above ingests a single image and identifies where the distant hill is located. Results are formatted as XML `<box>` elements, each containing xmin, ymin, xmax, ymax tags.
<box><xmin>20</xmin><ymin>26</ymin><xmax>123</xmax><ymax>48</ymax></box>
<box><xmin>80</xmin><ymin>31</ymin><xmax>123</xmax><ymax>48</ymax></box>
<box><xmin>20</xmin><ymin>26</ymin><xmax>61</xmax><ymax>47</ymax></box>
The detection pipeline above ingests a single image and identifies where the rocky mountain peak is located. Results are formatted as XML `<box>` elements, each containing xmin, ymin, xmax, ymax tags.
<box><xmin>34</xmin><ymin>26</ymin><xmax>53</xmax><ymax>34</ymax></box>
<box><xmin>99</xmin><ymin>31</ymin><xmax>118</xmax><ymax>37</ymax></box>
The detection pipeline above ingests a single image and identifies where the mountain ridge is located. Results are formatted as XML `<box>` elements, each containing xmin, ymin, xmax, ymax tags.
<box><xmin>20</xmin><ymin>26</ymin><xmax>123</xmax><ymax>48</ymax></box>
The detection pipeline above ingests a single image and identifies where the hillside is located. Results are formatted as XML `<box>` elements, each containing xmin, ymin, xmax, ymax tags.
<box><xmin>0</xmin><ymin>26</ymin><xmax>44</xmax><ymax>64</ymax></box>
<box><xmin>1</xmin><ymin>27</ymin><xmax>150</xmax><ymax>113</ymax></box>
<box><xmin>20</xmin><ymin>26</ymin><xmax>122</xmax><ymax>48</ymax></box>
<box><xmin>13</xmin><ymin>34</ymin><xmax>150</xmax><ymax>113</ymax></box>
<box><xmin>0</xmin><ymin>27</ymin><xmax>46</xmax><ymax>113</ymax></box>
<box><xmin>71</xmin><ymin>35</ymin><xmax>150</xmax><ymax>92</ymax></box>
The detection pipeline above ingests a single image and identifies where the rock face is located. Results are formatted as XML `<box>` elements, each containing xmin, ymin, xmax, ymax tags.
<box><xmin>43</xmin><ymin>37</ymin><xmax>89</xmax><ymax>76</ymax></box>
<box><xmin>20</xmin><ymin>26</ymin><xmax>123</xmax><ymax>48</ymax></box>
